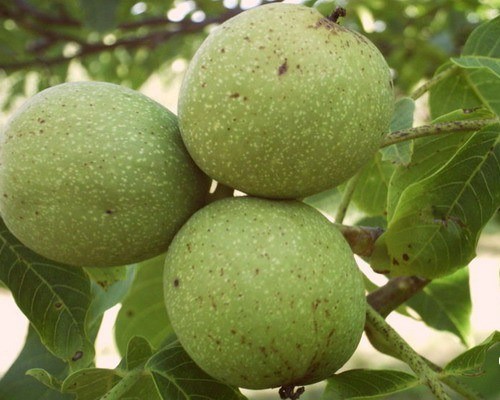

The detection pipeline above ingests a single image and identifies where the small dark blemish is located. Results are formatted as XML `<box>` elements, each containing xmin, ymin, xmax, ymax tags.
<box><xmin>402</xmin><ymin>253</ymin><xmax>410</xmax><ymax>261</ymax></box>
<box><xmin>392</xmin><ymin>258</ymin><xmax>400</xmax><ymax>266</ymax></box>
<box><xmin>173</xmin><ymin>278</ymin><xmax>180</xmax><ymax>288</ymax></box>
<box><xmin>229</xmin><ymin>93</ymin><xmax>240</xmax><ymax>99</ymax></box>
<box><xmin>126</xmin><ymin>310</ymin><xmax>134</xmax><ymax>317</ymax></box>
<box><xmin>105</xmin><ymin>209</ymin><xmax>114</xmax><ymax>215</ymax></box>
<box><xmin>54</xmin><ymin>302</ymin><xmax>63</xmax><ymax>310</ymax></box>
<box><xmin>278</xmin><ymin>58</ymin><xmax>288</xmax><ymax>75</ymax></box>
<box><xmin>71</xmin><ymin>351</ymin><xmax>83</xmax><ymax>361</ymax></box>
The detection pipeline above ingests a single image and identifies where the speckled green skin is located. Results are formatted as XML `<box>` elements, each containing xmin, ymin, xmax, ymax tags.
<box><xmin>178</xmin><ymin>3</ymin><xmax>394</xmax><ymax>199</ymax></box>
<box><xmin>0</xmin><ymin>82</ymin><xmax>210</xmax><ymax>267</ymax></box>
<box><xmin>164</xmin><ymin>197</ymin><xmax>366</xmax><ymax>389</ymax></box>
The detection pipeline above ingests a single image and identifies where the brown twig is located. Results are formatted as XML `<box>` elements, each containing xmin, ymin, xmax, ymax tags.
<box><xmin>367</xmin><ymin>276</ymin><xmax>430</xmax><ymax>317</ymax></box>
<box><xmin>0</xmin><ymin>3</ymin><xmax>263</xmax><ymax>71</ymax></box>
<box><xmin>335</xmin><ymin>224</ymin><xmax>384</xmax><ymax>257</ymax></box>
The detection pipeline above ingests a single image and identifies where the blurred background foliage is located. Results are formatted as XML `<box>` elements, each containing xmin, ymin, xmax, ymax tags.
<box><xmin>0</xmin><ymin>0</ymin><xmax>498</xmax><ymax>113</ymax></box>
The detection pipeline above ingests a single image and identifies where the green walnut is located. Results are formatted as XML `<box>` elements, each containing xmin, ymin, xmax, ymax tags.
<box><xmin>0</xmin><ymin>81</ymin><xmax>210</xmax><ymax>267</ymax></box>
<box><xmin>178</xmin><ymin>3</ymin><xmax>394</xmax><ymax>199</ymax></box>
<box><xmin>164</xmin><ymin>197</ymin><xmax>366</xmax><ymax>389</ymax></box>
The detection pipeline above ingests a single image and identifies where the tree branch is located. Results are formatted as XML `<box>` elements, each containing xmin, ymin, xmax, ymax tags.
<box><xmin>335</xmin><ymin>224</ymin><xmax>384</xmax><ymax>257</ymax></box>
<box><xmin>367</xmin><ymin>276</ymin><xmax>430</xmax><ymax>317</ymax></box>
<box><xmin>13</xmin><ymin>0</ymin><xmax>79</xmax><ymax>27</ymax></box>
<box><xmin>381</xmin><ymin>118</ymin><xmax>499</xmax><ymax>147</ymax></box>
<box><xmin>0</xmin><ymin>4</ymin><xmax>252</xmax><ymax>72</ymax></box>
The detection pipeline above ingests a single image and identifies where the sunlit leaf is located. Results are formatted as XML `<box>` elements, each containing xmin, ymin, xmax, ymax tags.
<box><xmin>0</xmin><ymin>220</ymin><xmax>94</xmax><ymax>369</ymax></box>
<box><xmin>372</xmin><ymin>123</ymin><xmax>500</xmax><ymax>278</ymax></box>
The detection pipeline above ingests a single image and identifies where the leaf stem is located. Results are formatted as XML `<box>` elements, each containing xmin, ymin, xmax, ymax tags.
<box><xmin>410</xmin><ymin>65</ymin><xmax>460</xmax><ymax>100</ymax></box>
<box><xmin>381</xmin><ymin>118</ymin><xmax>499</xmax><ymax>147</ymax></box>
<box><xmin>334</xmin><ymin>172</ymin><xmax>361</xmax><ymax>223</ymax></box>
<box><xmin>98</xmin><ymin>368</ymin><xmax>143</xmax><ymax>400</ymax></box>
<box><xmin>365</xmin><ymin>305</ymin><xmax>451</xmax><ymax>400</ymax></box>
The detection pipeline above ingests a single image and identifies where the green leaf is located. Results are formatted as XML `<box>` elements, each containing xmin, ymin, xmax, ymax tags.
<box><xmin>85</xmin><ymin>265</ymin><xmax>136</xmax><ymax>335</ymax></box>
<box><xmin>60</xmin><ymin>335</ymin><xmax>246</xmax><ymax>400</ymax></box>
<box><xmin>433</xmin><ymin>107</ymin><xmax>496</xmax><ymax>124</ymax></box>
<box><xmin>0</xmin><ymin>219</ymin><xmax>94</xmax><ymax>369</ymax></box>
<box><xmin>387</xmin><ymin>107</ymin><xmax>492</xmax><ymax>221</ymax></box>
<box><xmin>429</xmin><ymin>64</ymin><xmax>485</xmax><ymax>119</ymax></box>
<box><xmin>62</xmin><ymin>368</ymin><xmax>122</xmax><ymax>400</ymax></box>
<box><xmin>462</xmin><ymin>67</ymin><xmax>500</xmax><ymax>116</ymax></box>
<box><xmin>461</xmin><ymin>15</ymin><xmax>500</xmax><ymax>58</ymax></box>
<box><xmin>406</xmin><ymin>268</ymin><xmax>471</xmax><ymax>344</ymax></box>
<box><xmin>26</xmin><ymin>369</ymin><xmax>63</xmax><ymax>393</ymax></box>
<box><xmin>147</xmin><ymin>339</ymin><xmax>247</xmax><ymax>400</ymax></box>
<box><xmin>78</xmin><ymin>0</ymin><xmax>120</xmax><ymax>32</ymax></box>
<box><xmin>430</xmin><ymin>17</ymin><xmax>500</xmax><ymax>118</ymax></box>
<box><xmin>386</xmin><ymin>134</ymin><xmax>466</xmax><ymax>223</ymax></box>
<box><xmin>372</xmin><ymin>123</ymin><xmax>500</xmax><ymax>278</ymax></box>
<box><xmin>321</xmin><ymin>369</ymin><xmax>419</xmax><ymax>399</ymax></box>
<box><xmin>0</xmin><ymin>326</ymin><xmax>71</xmax><ymax>400</ymax></box>
<box><xmin>456</xmin><ymin>334</ymin><xmax>500</xmax><ymax>398</ymax></box>
<box><xmin>453</xmin><ymin>15</ymin><xmax>500</xmax><ymax>78</ymax></box>
<box><xmin>381</xmin><ymin>97</ymin><xmax>415</xmax><ymax>166</ymax></box>
<box><xmin>445</xmin><ymin>331</ymin><xmax>500</xmax><ymax>375</ymax></box>
<box><xmin>124</xmin><ymin>336</ymin><xmax>154</xmax><ymax>371</ymax></box>
<box><xmin>452</xmin><ymin>56</ymin><xmax>500</xmax><ymax>78</ymax></box>
<box><xmin>351</xmin><ymin>153</ymin><xmax>393</xmax><ymax>216</ymax></box>
<box><xmin>303</xmin><ymin>187</ymin><xmax>342</xmax><ymax>216</ymax></box>
<box><xmin>114</xmin><ymin>255</ymin><xmax>172</xmax><ymax>355</ymax></box>
<box><xmin>85</xmin><ymin>266</ymin><xmax>129</xmax><ymax>291</ymax></box>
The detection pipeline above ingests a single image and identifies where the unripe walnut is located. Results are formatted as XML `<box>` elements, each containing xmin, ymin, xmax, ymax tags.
<box><xmin>178</xmin><ymin>3</ymin><xmax>394</xmax><ymax>199</ymax></box>
<box><xmin>164</xmin><ymin>197</ymin><xmax>366</xmax><ymax>389</ymax></box>
<box><xmin>0</xmin><ymin>82</ymin><xmax>210</xmax><ymax>267</ymax></box>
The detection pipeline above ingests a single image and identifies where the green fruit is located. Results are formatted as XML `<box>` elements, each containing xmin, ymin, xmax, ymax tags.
<box><xmin>178</xmin><ymin>3</ymin><xmax>394</xmax><ymax>199</ymax></box>
<box><xmin>164</xmin><ymin>197</ymin><xmax>366</xmax><ymax>389</ymax></box>
<box><xmin>0</xmin><ymin>81</ymin><xmax>210</xmax><ymax>267</ymax></box>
